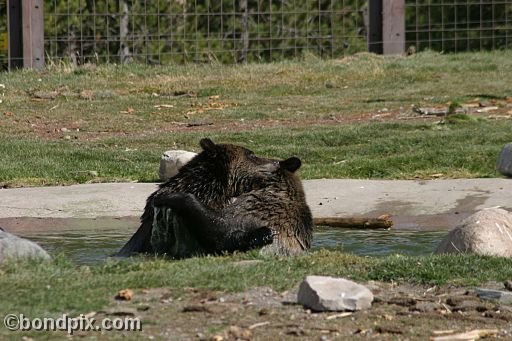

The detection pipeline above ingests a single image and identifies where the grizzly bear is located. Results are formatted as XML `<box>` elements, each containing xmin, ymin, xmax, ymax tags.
<box><xmin>152</xmin><ymin>156</ymin><xmax>314</xmax><ymax>256</ymax></box>
<box><xmin>117</xmin><ymin>138</ymin><xmax>287</xmax><ymax>257</ymax></box>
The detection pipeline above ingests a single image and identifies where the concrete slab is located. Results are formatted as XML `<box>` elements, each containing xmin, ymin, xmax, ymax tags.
<box><xmin>0</xmin><ymin>179</ymin><xmax>510</xmax><ymax>230</ymax></box>
<box><xmin>0</xmin><ymin>183</ymin><xmax>158</xmax><ymax>219</ymax></box>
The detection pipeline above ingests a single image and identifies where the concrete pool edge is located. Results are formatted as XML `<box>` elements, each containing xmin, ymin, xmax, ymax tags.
<box><xmin>0</xmin><ymin>179</ymin><xmax>511</xmax><ymax>230</ymax></box>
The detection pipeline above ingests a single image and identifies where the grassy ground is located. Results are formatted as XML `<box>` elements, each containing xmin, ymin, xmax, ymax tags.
<box><xmin>1</xmin><ymin>121</ymin><xmax>511</xmax><ymax>186</ymax></box>
<box><xmin>2</xmin><ymin>251</ymin><xmax>512</xmax><ymax>340</ymax></box>
<box><xmin>2</xmin><ymin>52</ymin><xmax>512</xmax><ymax>339</ymax></box>
<box><xmin>1</xmin><ymin>51</ymin><xmax>512</xmax><ymax>186</ymax></box>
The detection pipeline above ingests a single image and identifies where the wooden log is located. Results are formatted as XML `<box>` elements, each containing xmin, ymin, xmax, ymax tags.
<box><xmin>314</xmin><ymin>214</ymin><xmax>393</xmax><ymax>229</ymax></box>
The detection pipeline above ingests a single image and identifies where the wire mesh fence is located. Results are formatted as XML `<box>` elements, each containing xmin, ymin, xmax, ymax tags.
<box><xmin>42</xmin><ymin>0</ymin><xmax>368</xmax><ymax>66</ymax></box>
<box><xmin>405</xmin><ymin>1</ymin><xmax>512</xmax><ymax>52</ymax></box>
<box><xmin>1</xmin><ymin>0</ymin><xmax>512</xmax><ymax>70</ymax></box>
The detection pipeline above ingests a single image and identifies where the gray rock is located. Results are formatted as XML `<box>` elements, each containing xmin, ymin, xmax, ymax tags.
<box><xmin>476</xmin><ymin>288</ymin><xmax>512</xmax><ymax>304</ymax></box>
<box><xmin>497</xmin><ymin>143</ymin><xmax>512</xmax><ymax>177</ymax></box>
<box><xmin>435</xmin><ymin>208</ymin><xmax>512</xmax><ymax>257</ymax></box>
<box><xmin>297</xmin><ymin>275</ymin><xmax>373</xmax><ymax>312</ymax></box>
<box><xmin>0</xmin><ymin>230</ymin><xmax>50</xmax><ymax>263</ymax></box>
<box><xmin>159</xmin><ymin>150</ymin><xmax>197</xmax><ymax>181</ymax></box>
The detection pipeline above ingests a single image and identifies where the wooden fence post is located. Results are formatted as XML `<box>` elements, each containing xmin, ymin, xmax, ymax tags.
<box><xmin>368</xmin><ymin>0</ymin><xmax>405</xmax><ymax>55</ymax></box>
<box><xmin>382</xmin><ymin>0</ymin><xmax>405</xmax><ymax>54</ymax></box>
<box><xmin>7</xmin><ymin>0</ymin><xmax>23</xmax><ymax>69</ymax></box>
<box><xmin>22</xmin><ymin>0</ymin><xmax>45</xmax><ymax>69</ymax></box>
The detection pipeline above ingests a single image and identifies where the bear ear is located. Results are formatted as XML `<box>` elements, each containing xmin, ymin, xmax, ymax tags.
<box><xmin>199</xmin><ymin>138</ymin><xmax>216</xmax><ymax>152</ymax></box>
<box><xmin>280</xmin><ymin>157</ymin><xmax>301</xmax><ymax>173</ymax></box>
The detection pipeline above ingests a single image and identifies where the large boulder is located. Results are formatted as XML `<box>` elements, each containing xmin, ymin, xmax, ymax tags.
<box><xmin>0</xmin><ymin>229</ymin><xmax>50</xmax><ymax>263</ymax></box>
<box><xmin>497</xmin><ymin>143</ymin><xmax>512</xmax><ymax>177</ymax></box>
<box><xmin>435</xmin><ymin>208</ymin><xmax>512</xmax><ymax>257</ymax></box>
<box><xmin>159</xmin><ymin>150</ymin><xmax>197</xmax><ymax>181</ymax></box>
<box><xmin>297</xmin><ymin>275</ymin><xmax>373</xmax><ymax>312</ymax></box>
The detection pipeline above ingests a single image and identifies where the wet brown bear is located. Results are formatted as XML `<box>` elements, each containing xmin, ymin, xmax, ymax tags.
<box><xmin>117</xmin><ymin>138</ymin><xmax>289</xmax><ymax>257</ymax></box>
<box><xmin>152</xmin><ymin>156</ymin><xmax>314</xmax><ymax>256</ymax></box>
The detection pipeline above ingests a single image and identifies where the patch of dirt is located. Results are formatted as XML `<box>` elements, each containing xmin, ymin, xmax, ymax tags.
<box><xmin>0</xmin><ymin>109</ymin><xmax>427</xmax><ymax>142</ymax></box>
<box><xmin>3</xmin><ymin>98</ymin><xmax>511</xmax><ymax>142</ymax></box>
<box><xmin>96</xmin><ymin>282</ymin><xmax>512</xmax><ymax>340</ymax></box>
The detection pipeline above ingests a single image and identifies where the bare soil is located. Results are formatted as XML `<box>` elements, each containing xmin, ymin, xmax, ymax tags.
<box><xmin>12</xmin><ymin>103</ymin><xmax>512</xmax><ymax>143</ymax></box>
<box><xmin>2</xmin><ymin>107</ymin><xmax>407</xmax><ymax>141</ymax></box>
<box><xmin>89</xmin><ymin>279</ymin><xmax>512</xmax><ymax>340</ymax></box>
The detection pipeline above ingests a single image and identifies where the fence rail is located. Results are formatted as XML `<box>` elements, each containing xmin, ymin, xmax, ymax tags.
<box><xmin>1</xmin><ymin>0</ymin><xmax>512</xmax><ymax>70</ymax></box>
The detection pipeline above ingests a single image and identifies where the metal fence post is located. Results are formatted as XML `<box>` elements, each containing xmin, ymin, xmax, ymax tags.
<box><xmin>7</xmin><ymin>0</ymin><xmax>23</xmax><ymax>69</ymax></box>
<box><xmin>22</xmin><ymin>0</ymin><xmax>45</xmax><ymax>69</ymax></box>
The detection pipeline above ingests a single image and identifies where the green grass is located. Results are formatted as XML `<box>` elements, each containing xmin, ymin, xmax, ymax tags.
<box><xmin>3</xmin><ymin>251</ymin><xmax>511</xmax><ymax>340</ymax></box>
<box><xmin>1</xmin><ymin>251</ymin><xmax>511</xmax><ymax>320</ymax></box>
<box><xmin>0</xmin><ymin>119</ymin><xmax>510</xmax><ymax>186</ymax></box>
<box><xmin>2</xmin><ymin>52</ymin><xmax>512</xmax><ymax>340</ymax></box>
<box><xmin>1</xmin><ymin>50</ymin><xmax>512</xmax><ymax>186</ymax></box>
<box><xmin>3</xmin><ymin>51</ymin><xmax>512</xmax><ymax>128</ymax></box>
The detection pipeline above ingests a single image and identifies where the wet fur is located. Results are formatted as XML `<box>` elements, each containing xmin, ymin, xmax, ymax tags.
<box><xmin>152</xmin><ymin>157</ymin><xmax>314</xmax><ymax>256</ymax></box>
<box><xmin>117</xmin><ymin>138</ymin><xmax>281</xmax><ymax>257</ymax></box>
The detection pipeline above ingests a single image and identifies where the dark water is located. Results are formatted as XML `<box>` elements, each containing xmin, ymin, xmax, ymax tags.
<box><xmin>8</xmin><ymin>218</ymin><xmax>448</xmax><ymax>265</ymax></box>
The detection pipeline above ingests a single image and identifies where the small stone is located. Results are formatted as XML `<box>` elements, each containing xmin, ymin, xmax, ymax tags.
<box><xmin>476</xmin><ymin>288</ymin><xmax>512</xmax><ymax>304</ymax></box>
<box><xmin>116</xmin><ymin>288</ymin><xmax>134</xmax><ymax>301</ymax></box>
<box><xmin>159</xmin><ymin>150</ymin><xmax>197</xmax><ymax>181</ymax></box>
<box><xmin>297</xmin><ymin>275</ymin><xmax>373</xmax><ymax>312</ymax></box>
<box><xmin>497</xmin><ymin>143</ymin><xmax>512</xmax><ymax>177</ymax></box>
